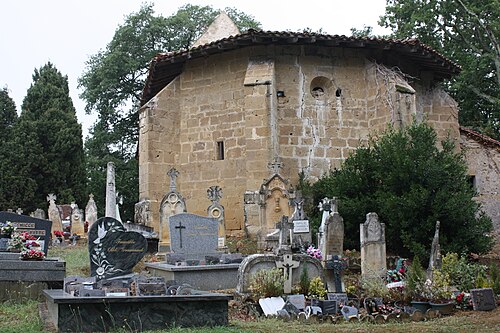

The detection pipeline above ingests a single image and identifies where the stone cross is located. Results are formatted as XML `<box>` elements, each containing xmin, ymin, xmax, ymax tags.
<box><xmin>167</xmin><ymin>168</ymin><xmax>180</xmax><ymax>192</ymax></box>
<box><xmin>276</xmin><ymin>254</ymin><xmax>300</xmax><ymax>294</ymax></box>
<box><xmin>268</xmin><ymin>158</ymin><xmax>283</xmax><ymax>175</ymax></box>
<box><xmin>105</xmin><ymin>162</ymin><xmax>116</xmax><ymax>218</ymax></box>
<box><xmin>47</xmin><ymin>193</ymin><xmax>57</xmax><ymax>204</ymax></box>
<box><xmin>174</xmin><ymin>220</ymin><xmax>186</xmax><ymax>248</ymax></box>
<box><xmin>207</xmin><ymin>186</ymin><xmax>223</xmax><ymax>204</ymax></box>
<box><xmin>16</xmin><ymin>208</ymin><xmax>23</xmax><ymax>215</ymax></box>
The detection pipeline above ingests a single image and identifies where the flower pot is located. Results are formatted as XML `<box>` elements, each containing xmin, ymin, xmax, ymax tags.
<box><xmin>410</xmin><ymin>300</ymin><xmax>430</xmax><ymax>313</ymax></box>
<box><xmin>429</xmin><ymin>301</ymin><xmax>454</xmax><ymax>315</ymax></box>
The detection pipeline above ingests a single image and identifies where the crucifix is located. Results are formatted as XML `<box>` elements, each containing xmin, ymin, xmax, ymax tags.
<box><xmin>167</xmin><ymin>168</ymin><xmax>180</xmax><ymax>192</ymax></box>
<box><xmin>331</xmin><ymin>255</ymin><xmax>347</xmax><ymax>293</ymax></box>
<box><xmin>275</xmin><ymin>254</ymin><xmax>300</xmax><ymax>294</ymax></box>
<box><xmin>174</xmin><ymin>221</ymin><xmax>186</xmax><ymax>248</ymax></box>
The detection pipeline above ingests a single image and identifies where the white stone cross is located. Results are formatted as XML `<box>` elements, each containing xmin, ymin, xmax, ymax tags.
<box><xmin>267</xmin><ymin>158</ymin><xmax>283</xmax><ymax>175</ymax></box>
<box><xmin>276</xmin><ymin>254</ymin><xmax>300</xmax><ymax>294</ymax></box>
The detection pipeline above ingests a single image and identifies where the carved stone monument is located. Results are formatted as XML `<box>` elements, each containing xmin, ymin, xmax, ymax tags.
<box><xmin>88</xmin><ymin>217</ymin><xmax>147</xmax><ymax>280</ymax></box>
<box><xmin>47</xmin><ymin>193</ymin><xmax>63</xmax><ymax>235</ymax></box>
<box><xmin>159</xmin><ymin>168</ymin><xmax>187</xmax><ymax>252</ymax></box>
<box><xmin>134</xmin><ymin>198</ymin><xmax>152</xmax><ymax>226</ymax></box>
<box><xmin>207</xmin><ymin>185</ymin><xmax>225</xmax><ymax>245</ymax></box>
<box><xmin>32</xmin><ymin>208</ymin><xmax>46</xmax><ymax>220</ymax></box>
<box><xmin>427</xmin><ymin>221</ymin><xmax>442</xmax><ymax>280</ymax></box>
<box><xmin>275</xmin><ymin>254</ymin><xmax>300</xmax><ymax>294</ymax></box>
<box><xmin>360</xmin><ymin>212</ymin><xmax>386</xmax><ymax>278</ymax></box>
<box><xmin>85</xmin><ymin>194</ymin><xmax>98</xmax><ymax>229</ymax></box>
<box><xmin>318</xmin><ymin>197</ymin><xmax>337</xmax><ymax>257</ymax></box>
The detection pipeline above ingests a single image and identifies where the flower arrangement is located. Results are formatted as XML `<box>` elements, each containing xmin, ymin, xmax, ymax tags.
<box><xmin>53</xmin><ymin>230</ymin><xmax>64</xmax><ymax>239</ymax></box>
<box><xmin>1</xmin><ymin>221</ymin><xmax>16</xmax><ymax>238</ymax></box>
<box><xmin>25</xmin><ymin>240</ymin><xmax>41</xmax><ymax>249</ymax></box>
<box><xmin>308</xmin><ymin>276</ymin><xmax>327</xmax><ymax>299</ymax></box>
<box><xmin>453</xmin><ymin>292</ymin><xmax>472</xmax><ymax>310</ymax></box>
<box><xmin>306</xmin><ymin>245</ymin><xmax>323</xmax><ymax>260</ymax></box>
<box><xmin>8</xmin><ymin>231</ymin><xmax>37</xmax><ymax>251</ymax></box>
<box><xmin>20</xmin><ymin>249</ymin><xmax>45</xmax><ymax>260</ymax></box>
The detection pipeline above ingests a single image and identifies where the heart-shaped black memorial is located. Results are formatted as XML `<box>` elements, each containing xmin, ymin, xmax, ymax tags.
<box><xmin>88</xmin><ymin>217</ymin><xmax>147</xmax><ymax>280</ymax></box>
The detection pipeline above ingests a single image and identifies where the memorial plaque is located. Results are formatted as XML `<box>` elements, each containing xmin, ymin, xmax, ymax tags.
<box><xmin>327</xmin><ymin>293</ymin><xmax>349</xmax><ymax>307</ymax></box>
<box><xmin>169</xmin><ymin>213</ymin><xmax>219</xmax><ymax>260</ymax></box>
<box><xmin>0</xmin><ymin>211</ymin><xmax>52</xmax><ymax>254</ymax></box>
<box><xmin>88</xmin><ymin>217</ymin><xmax>147</xmax><ymax>280</ymax></box>
<box><xmin>470</xmin><ymin>288</ymin><xmax>496</xmax><ymax>311</ymax></box>
<box><xmin>134</xmin><ymin>276</ymin><xmax>167</xmax><ymax>296</ymax></box>
<box><xmin>293</xmin><ymin>220</ymin><xmax>310</xmax><ymax>233</ymax></box>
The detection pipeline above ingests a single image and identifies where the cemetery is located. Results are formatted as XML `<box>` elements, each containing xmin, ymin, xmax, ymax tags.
<box><xmin>0</xmin><ymin>162</ymin><xmax>498</xmax><ymax>332</ymax></box>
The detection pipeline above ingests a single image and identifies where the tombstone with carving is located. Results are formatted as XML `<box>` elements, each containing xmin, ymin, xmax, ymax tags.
<box><xmin>32</xmin><ymin>208</ymin><xmax>46</xmax><ymax>220</ymax></box>
<box><xmin>159</xmin><ymin>168</ymin><xmax>187</xmax><ymax>252</ymax></box>
<box><xmin>71</xmin><ymin>203</ymin><xmax>85</xmax><ymax>237</ymax></box>
<box><xmin>427</xmin><ymin>221</ymin><xmax>442</xmax><ymax>280</ymax></box>
<box><xmin>47</xmin><ymin>194</ymin><xmax>63</xmax><ymax>235</ymax></box>
<box><xmin>85</xmin><ymin>194</ymin><xmax>98</xmax><ymax>229</ymax></box>
<box><xmin>135</xmin><ymin>198</ymin><xmax>152</xmax><ymax>226</ymax></box>
<box><xmin>360</xmin><ymin>212</ymin><xmax>386</xmax><ymax>278</ymax></box>
<box><xmin>318</xmin><ymin>197</ymin><xmax>337</xmax><ymax>256</ymax></box>
<box><xmin>207</xmin><ymin>185</ymin><xmax>225</xmax><ymax>246</ymax></box>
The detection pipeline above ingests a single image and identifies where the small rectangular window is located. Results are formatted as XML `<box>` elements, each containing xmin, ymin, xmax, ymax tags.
<box><xmin>216</xmin><ymin>141</ymin><xmax>224</xmax><ymax>160</ymax></box>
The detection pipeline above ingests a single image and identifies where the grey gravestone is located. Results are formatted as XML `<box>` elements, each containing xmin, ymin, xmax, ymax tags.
<box><xmin>341</xmin><ymin>305</ymin><xmax>358</xmax><ymax>320</ymax></box>
<box><xmin>360</xmin><ymin>212</ymin><xmax>386</xmax><ymax>277</ymax></box>
<box><xmin>287</xmin><ymin>294</ymin><xmax>306</xmax><ymax>311</ymax></box>
<box><xmin>169</xmin><ymin>213</ymin><xmax>219</xmax><ymax>261</ymax></box>
<box><xmin>88</xmin><ymin>217</ymin><xmax>147</xmax><ymax>280</ymax></box>
<box><xmin>0</xmin><ymin>211</ymin><xmax>52</xmax><ymax>254</ymax></box>
<box><xmin>470</xmin><ymin>288</ymin><xmax>496</xmax><ymax>311</ymax></box>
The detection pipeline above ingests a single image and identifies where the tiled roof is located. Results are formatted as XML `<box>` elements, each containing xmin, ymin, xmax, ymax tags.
<box><xmin>141</xmin><ymin>29</ymin><xmax>461</xmax><ymax>105</ymax></box>
<box><xmin>460</xmin><ymin>126</ymin><xmax>500</xmax><ymax>149</ymax></box>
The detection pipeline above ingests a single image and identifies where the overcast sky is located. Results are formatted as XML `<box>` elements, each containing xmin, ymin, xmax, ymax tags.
<box><xmin>0</xmin><ymin>0</ymin><xmax>390</xmax><ymax>138</ymax></box>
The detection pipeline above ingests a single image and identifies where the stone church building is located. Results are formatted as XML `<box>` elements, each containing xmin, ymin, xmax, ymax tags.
<box><xmin>137</xmin><ymin>14</ymin><xmax>498</xmax><ymax>250</ymax></box>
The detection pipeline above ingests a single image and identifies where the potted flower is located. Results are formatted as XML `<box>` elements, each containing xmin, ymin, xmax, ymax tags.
<box><xmin>405</xmin><ymin>257</ymin><xmax>432</xmax><ymax>313</ymax></box>
<box><xmin>428</xmin><ymin>270</ymin><xmax>454</xmax><ymax>315</ymax></box>
<box><xmin>20</xmin><ymin>248</ymin><xmax>45</xmax><ymax>261</ymax></box>
<box><xmin>1</xmin><ymin>221</ymin><xmax>16</xmax><ymax>238</ymax></box>
<box><xmin>7</xmin><ymin>231</ymin><xmax>36</xmax><ymax>252</ymax></box>
<box><xmin>53</xmin><ymin>230</ymin><xmax>64</xmax><ymax>243</ymax></box>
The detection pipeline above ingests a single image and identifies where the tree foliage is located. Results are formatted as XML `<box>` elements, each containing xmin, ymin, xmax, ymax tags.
<box><xmin>379</xmin><ymin>0</ymin><xmax>500</xmax><ymax>139</ymax></box>
<box><xmin>13</xmin><ymin>63</ymin><xmax>86</xmax><ymax>211</ymax></box>
<box><xmin>79</xmin><ymin>4</ymin><xmax>260</xmax><ymax>221</ymax></box>
<box><xmin>307</xmin><ymin>123</ymin><xmax>493</xmax><ymax>258</ymax></box>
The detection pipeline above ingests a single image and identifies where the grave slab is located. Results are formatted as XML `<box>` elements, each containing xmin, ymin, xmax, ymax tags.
<box><xmin>43</xmin><ymin>289</ymin><xmax>231</xmax><ymax>332</ymax></box>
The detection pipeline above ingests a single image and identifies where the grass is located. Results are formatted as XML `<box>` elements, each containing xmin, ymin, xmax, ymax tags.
<box><xmin>1</xmin><ymin>245</ymin><xmax>499</xmax><ymax>332</ymax></box>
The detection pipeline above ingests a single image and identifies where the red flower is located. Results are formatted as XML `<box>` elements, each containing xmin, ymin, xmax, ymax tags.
<box><xmin>456</xmin><ymin>293</ymin><xmax>464</xmax><ymax>302</ymax></box>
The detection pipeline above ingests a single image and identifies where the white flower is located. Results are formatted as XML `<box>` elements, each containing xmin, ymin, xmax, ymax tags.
<box><xmin>96</xmin><ymin>267</ymin><xmax>105</xmax><ymax>276</ymax></box>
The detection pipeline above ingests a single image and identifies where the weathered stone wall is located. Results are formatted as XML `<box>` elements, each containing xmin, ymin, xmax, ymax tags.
<box><xmin>138</xmin><ymin>45</ymin><xmax>461</xmax><ymax>237</ymax></box>
<box><xmin>461</xmin><ymin>134</ymin><xmax>500</xmax><ymax>252</ymax></box>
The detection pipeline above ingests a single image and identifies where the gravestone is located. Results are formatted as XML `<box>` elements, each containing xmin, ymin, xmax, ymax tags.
<box><xmin>207</xmin><ymin>185</ymin><xmax>225</xmax><ymax>246</ymax></box>
<box><xmin>275</xmin><ymin>216</ymin><xmax>294</xmax><ymax>255</ymax></box>
<box><xmin>0</xmin><ymin>211</ymin><xmax>52</xmax><ymax>254</ymax></box>
<box><xmin>360</xmin><ymin>212</ymin><xmax>386</xmax><ymax>278</ymax></box>
<box><xmin>169</xmin><ymin>213</ymin><xmax>219</xmax><ymax>261</ymax></box>
<box><xmin>134</xmin><ymin>198</ymin><xmax>152</xmax><ymax>226</ymax></box>
<box><xmin>159</xmin><ymin>168</ymin><xmax>187</xmax><ymax>252</ymax></box>
<box><xmin>328</xmin><ymin>293</ymin><xmax>348</xmax><ymax>307</ymax></box>
<box><xmin>32</xmin><ymin>208</ymin><xmax>46</xmax><ymax>220</ymax></box>
<box><xmin>470</xmin><ymin>288</ymin><xmax>496</xmax><ymax>311</ymax></box>
<box><xmin>290</xmin><ymin>196</ymin><xmax>312</xmax><ymax>249</ymax></box>
<box><xmin>325</xmin><ymin>255</ymin><xmax>347</xmax><ymax>293</ymax></box>
<box><xmin>324</xmin><ymin>212</ymin><xmax>344</xmax><ymax>260</ymax></box>
<box><xmin>85</xmin><ymin>194</ymin><xmax>98</xmax><ymax>229</ymax></box>
<box><xmin>275</xmin><ymin>254</ymin><xmax>300</xmax><ymax>294</ymax></box>
<box><xmin>259</xmin><ymin>297</ymin><xmax>285</xmax><ymax>316</ymax></box>
<box><xmin>88</xmin><ymin>217</ymin><xmax>147</xmax><ymax>280</ymax></box>
<box><xmin>287</xmin><ymin>294</ymin><xmax>306</xmax><ymax>311</ymax></box>
<box><xmin>105</xmin><ymin>162</ymin><xmax>116</xmax><ymax>218</ymax></box>
<box><xmin>70</xmin><ymin>203</ymin><xmax>85</xmax><ymax>236</ymax></box>
<box><xmin>427</xmin><ymin>221</ymin><xmax>442</xmax><ymax>280</ymax></box>
<box><xmin>47</xmin><ymin>194</ymin><xmax>63</xmax><ymax>235</ymax></box>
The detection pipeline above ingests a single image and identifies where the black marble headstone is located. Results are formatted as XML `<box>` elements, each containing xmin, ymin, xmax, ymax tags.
<box><xmin>470</xmin><ymin>288</ymin><xmax>496</xmax><ymax>311</ymax></box>
<box><xmin>0</xmin><ymin>211</ymin><xmax>52</xmax><ymax>254</ymax></box>
<box><xmin>88</xmin><ymin>217</ymin><xmax>147</xmax><ymax>280</ymax></box>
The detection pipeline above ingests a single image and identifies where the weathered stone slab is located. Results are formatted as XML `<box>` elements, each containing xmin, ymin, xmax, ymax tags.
<box><xmin>88</xmin><ymin>217</ymin><xmax>147</xmax><ymax>280</ymax></box>
<box><xmin>470</xmin><ymin>288</ymin><xmax>496</xmax><ymax>311</ymax></box>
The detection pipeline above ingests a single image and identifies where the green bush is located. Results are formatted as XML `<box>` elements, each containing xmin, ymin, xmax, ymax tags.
<box><xmin>440</xmin><ymin>252</ymin><xmax>487</xmax><ymax>292</ymax></box>
<box><xmin>308</xmin><ymin>276</ymin><xmax>327</xmax><ymax>299</ymax></box>
<box><xmin>308</xmin><ymin>122</ymin><xmax>493</xmax><ymax>257</ymax></box>
<box><xmin>249</xmin><ymin>268</ymin><xmax>284</xmax><ymax>298</ymax></box>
